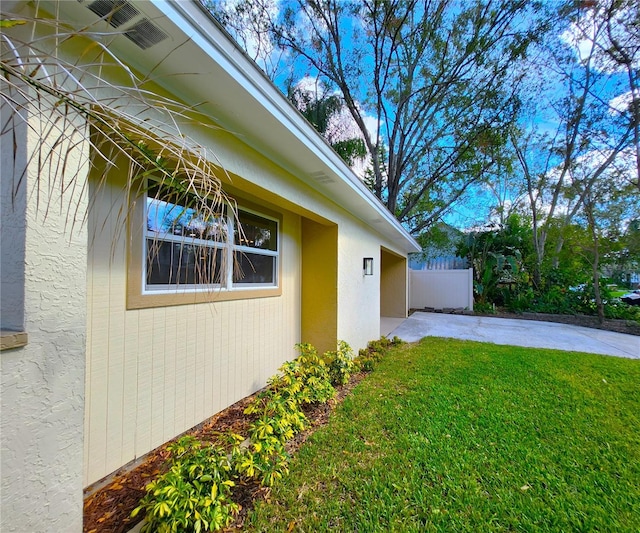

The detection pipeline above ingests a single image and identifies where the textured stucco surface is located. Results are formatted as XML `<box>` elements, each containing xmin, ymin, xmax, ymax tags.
<box><xmin>1</xmin><ymin>102</ymin><xmax>88</xmax><ymax>532</ymax></box>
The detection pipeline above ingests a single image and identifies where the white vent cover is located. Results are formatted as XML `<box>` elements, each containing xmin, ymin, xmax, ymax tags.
<box><xmin>80</xmin><ymin>0</ymin><xmax>168</xmax><ymax>50</ymax></box>
<box><xmin>309</xmin><ymin>171</ymin><xmax>335</xmax><ymax>184</ymax></box>
<box><xmin>86</xmin><ymin>0</ymin><xmax>140</xmax><ymax>28</ymax></box>
<box><xmin>123</xmin><ymin>18</ymin><xmax>168</xmax><ymax>50</ymax></box>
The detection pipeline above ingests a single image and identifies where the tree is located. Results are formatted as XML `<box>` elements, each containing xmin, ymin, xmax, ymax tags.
<box><xmin>456</xmin><ymin>214</ymin><xmax>533</xmax><ymax>307</ymax></box>
<box><xmin>287</xmin><ymin>81</ymin><xmax>366</xmax><ymax>166</ymax></box>
<box><xmin>575</xmin><ymin>161</ymin><xmax>639</xmax><ymax>322</ymax></box>
<box><xmin>510</xmin><ymin>0</ymin><xmax>637</xmax><ymax>288</ymax></box>
<box><xmin>592</xmin><ymin>0</ymin><xmax>639</xmax><ymax>190</ymax></box>
<box><xmin>207</xmin><ymin>0</ymin><xmax>545</xmax><ymax>234</ymax></box>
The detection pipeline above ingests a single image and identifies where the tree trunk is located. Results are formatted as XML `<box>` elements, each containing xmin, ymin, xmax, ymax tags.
<box><xmin>586</xmin><ymin>202</ymin><xmax>605</xmax><ymax>325</ymax></box>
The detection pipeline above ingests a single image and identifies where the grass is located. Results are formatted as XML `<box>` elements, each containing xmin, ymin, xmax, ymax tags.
<box><xmin>245</xmin><ymin>338</ymin><xmax>640</xmax><ymax>532</ymax></box>
<box><xmin>611</xmin><ymin>290</ymin><xmax>630</xmax><ymax>298</ymax></box>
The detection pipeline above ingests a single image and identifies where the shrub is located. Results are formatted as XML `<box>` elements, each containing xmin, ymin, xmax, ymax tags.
<box><xmin>132</xmin><ymin>436</ymin><xmax>239</xmax><ymax>533</ymax></box>
<box><xmin>355</xmin><ymin>336</ymin><xmax>403</xmax><ymax>371</ymax></box>
<box><xmin>290</xmin><ymin>343</ymin><xmax>336</xmax><ymax>404</ymax></box>
<box><xmin>604</xmin><ymin>300</ymin><xmax>640</xmax><ymax>322</ymax></box>
<box><xmin>233</xmin><ymin>427</ymin><xmax>290</xmax><ymax>487</ymax></box>
<box><xmin>473</xmin><ymin>301</ymin><xmax>496</xmax><ymax>314</ymax></box>
<box><xmin>239</xmin><ymin>343</ymin><xmax>338</xmax><ymax>486</ymax></box>
<box><xmin>133</xmin><ymin>340</ymin><xmax>371</xmax><ymax>526</ymax></box>
<box><xmin>324</xmin><ymin>340</ymin><xmax>356</xmax><ymax>386</ymax></box>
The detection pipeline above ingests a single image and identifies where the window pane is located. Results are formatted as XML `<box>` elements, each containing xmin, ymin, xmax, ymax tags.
<box><xmin>147</xmin><ymin>197</ymin><xmax>227</xmax><ymax>242</ymax></box>
<box><xmin>146</xmin><ymin>240</ymin><xmax>223</xmax><ymax>286</ymax></box>
<box><xmin>233</xmin><ymin>252</ymin><xmax>275</xmax><ymax>284</ymax></box>
<box><xmin>234</xmin><ymin>210</ymin><xmax>277</xmax><ymax>251</ymax></box>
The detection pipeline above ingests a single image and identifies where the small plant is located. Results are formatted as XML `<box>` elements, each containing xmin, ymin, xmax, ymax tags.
<box><xmin>356</xmin><ymin>355</ymin><xmax>376</xmax><ymax>372</ymax></box>
<box><xmin>132</xmin><ymin>436</ymin><xmax>239</xmax><ymax>532</ymax></box>
<box><xmin>293</xmin><ymin>343</ymin><xmax>336</xmax><ymax>404</ymax></box>
<box><xmin>324</xmin><ymin>340</ymin><xmax>356</xmax><ymax>386</ymax></box>
<box><xmin>234</xmin><ymin>431</ymin><xmax>290</xmax><ymax>487</ymax></box>
<box><xmin>355</xmin><ymin>336</ymin><xmax>403</xmax><ymax>371</ymax></box>
<box><xmin>237</xmin><ymin>343</ymin><xmax>340</xmax><ymax>486</ymax></box>
<box><xmin>473</xmin><ymin>301</ymin><xmax>496</xmax><ymax>314</ymax></box>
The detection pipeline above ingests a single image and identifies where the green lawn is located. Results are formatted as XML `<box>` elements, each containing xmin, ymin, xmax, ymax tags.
<box><xmin>246</xmin><ymin>338</ymin><xmax>640</xmax><ymax>532</ymax></box>
<box><xmin>611</xmin><ymin>290</ymin><xmax>629</xmax><ymax>298</ymax></box>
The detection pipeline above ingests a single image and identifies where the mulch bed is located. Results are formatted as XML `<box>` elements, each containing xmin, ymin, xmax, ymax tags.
<box><xmin>83</xmin><ymin>373</ymin><xmax>367</xmax><ymax>533</ymax></box>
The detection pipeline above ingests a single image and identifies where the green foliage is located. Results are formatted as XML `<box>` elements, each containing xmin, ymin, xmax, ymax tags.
<box><xmin>604</xmin><ymin>300</ymin><xmax>640</xmax><ymax>322</ymax></box>
<box><xmin>473</xmin><ymin>302</ymin><xmax>496</xmax><ymax>314</ymax></box>
<box><xmin>292</xmin><ymin>343</ymin><xmax>336</xmax><ymax>404</ymax></box>
<box><xmin>331</xmin><ymin>138</ymin><xmax>367</xmax><ymax>166</ymax></box>
<box><xmin>324</xmin><ymin>340</ymin><xmax>356</xmax><ymax>386</ymax></box>
<box><xmin>457</xmin><ymin>214</ymin><xmax>533</xmax><ymax>306</ymax></box>
<box><xmin>132</xmin><ymin>436</ymin><xmax>239</xmax><ymax>533</ymax></box>
<box><xmin>456</xmin><ymin>216</ymin><xmax>640</xmax><ymax>323</ymax></box>
<box><xmin>234</xmin><ymin>424</ymin><xmax>291</xmax><ymax>487</ymax></box>
<box><xmin>0</xmin><ymin>19</ymin><xmax>26</xmax><ymax>28</ymax></box>
<box><xmin>287</xmin><ymin>85</ymin><xmax>366</xmax><ymax>167</ymax></box>
<box><xmin>355</xmin><ymin>336</ymin><xmax>403</xmax><ymax>371</ymax></box>
<box><xmin>134</xmin><ymin>339</ymin><xmax>395</xmax><ymax>526</ymax></box>
<box><xmin>520</xmin><ymin>279</ymin><xmax>640</xmax><ymax>324</ymax></box>
<box><xmin>239</xmin><ymin>342</ymin><xmax>340</xmax><ymax>486</ymax></box>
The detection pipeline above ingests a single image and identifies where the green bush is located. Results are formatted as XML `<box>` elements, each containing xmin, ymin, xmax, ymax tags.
<box><xmin>604</xmin><ymin>300</ymin><xmax>640</xmax><ymax>322</ymax></box>
<box><xmin>473</xmin><ymin>301</ymin><xmax>496</xmax><ymax>314</ymax></box>
<box><xmin>134</xmin><ymin>340</ymin><xmax>382</xmax><ymax>527</ymax></box>
<box><xmin>355</xmin><ymin>336</ymin><xmax>403</xmax><ymax>371</ymax></box>
<box><xmin>503</xmin><ymin>287</ymin><xmax>535</xmax><ymax>313</ymax></box>
<box><xmin>324</xmin><ymin>340</ymin><xmax>356</xmax><ymax>386</ymax></box>
<box><xmin>239</xmin><ymin>342</ymin><xmax>338</xmax><ymax>486</ymax></box>
<box><xmin>132</xmin><ymin>436</ymin><xmax>239</xmax><ymax>533</ymax></box>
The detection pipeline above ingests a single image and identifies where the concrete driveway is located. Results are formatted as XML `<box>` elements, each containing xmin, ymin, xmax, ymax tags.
<box><xmin>389</xmin><ymin>312</ymin><xmax>640</xmax><ymax>359</ymax></box>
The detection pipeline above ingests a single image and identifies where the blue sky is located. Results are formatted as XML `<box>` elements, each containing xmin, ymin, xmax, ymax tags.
<box><xmin>211</xmin><ymin>0</ymin><xmax>637</xmax><ymax>232</ymax></box>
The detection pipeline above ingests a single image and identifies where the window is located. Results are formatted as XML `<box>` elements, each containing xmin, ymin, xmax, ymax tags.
<box><xmin>1</xmin><ymin>91</ymin><xmax>28</xmax><ymax>350</ymax></box>
<box><xmin>143</xmin><ymin>186</ymin><xmax>279</xmax><ymax>295</ymax></box>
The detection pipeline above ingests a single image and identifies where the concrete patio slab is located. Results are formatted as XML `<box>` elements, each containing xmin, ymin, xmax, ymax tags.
<box><xmin>389</xmin><ymin>312</ymin><xmax>640</xmax><ymax>359</ymax></box>
<box><xmin>381</xmin><ymin>316</ymin><xmax>406</xmax><ymax>337</ymax></box>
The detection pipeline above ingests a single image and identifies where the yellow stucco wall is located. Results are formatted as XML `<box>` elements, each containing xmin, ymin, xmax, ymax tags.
<box><xmin>381</xmin><ymin>249</ymin><xmax>409</xmax><ymax>318</ymax></box>
<box><xmin>301</xmin><ymin>218</ymin><xmax>338</xmax><ymax>354</ymax></box>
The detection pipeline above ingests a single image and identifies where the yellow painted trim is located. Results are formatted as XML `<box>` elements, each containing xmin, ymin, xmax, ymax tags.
<box><xmin>0</xmin><ymin>331</ymin><xmax>28</xmax><ymax>351</ymax></box>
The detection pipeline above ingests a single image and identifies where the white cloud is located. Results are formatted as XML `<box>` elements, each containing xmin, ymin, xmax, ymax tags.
<box><xmin>561</xmin><ymin>5</ymin><xmax>639</xmax><ymax>73</ymax></box>
<box><xmin>609</xmin><ymin>90</ymin><xmax>639</xmax><ymax>115</ymax></box>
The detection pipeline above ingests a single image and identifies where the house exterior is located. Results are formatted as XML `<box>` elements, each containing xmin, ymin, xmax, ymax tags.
<box><xmin>0</xmin><ymin>1</ymin><xmax>419</xmax><ymax>531</ymax></box>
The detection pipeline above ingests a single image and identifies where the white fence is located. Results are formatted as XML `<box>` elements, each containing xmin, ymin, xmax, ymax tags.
<box><xmin>409</xmin><ymin>268</ymin><xmax>474</xmax><ymax>311</ymax></box>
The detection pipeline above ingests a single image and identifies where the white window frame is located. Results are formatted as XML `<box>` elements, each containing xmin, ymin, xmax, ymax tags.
<box><xmin>142</xmin><ymin>188</ymin><xmax>279</xmax><ymax>295</ymax></box>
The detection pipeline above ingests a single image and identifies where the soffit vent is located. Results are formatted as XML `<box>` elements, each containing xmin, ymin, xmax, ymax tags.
<box><xmin>85</xmin><ymin>0</ymin><xmax>140</xmax><ymax>28</ymax></box>
<box><xmin>80</xmin><ymin>0</ymin><xmax>169</xmax><ymax>50</ymax></box>
<box><xmin>123</xmin><ymin>18</ymin><xmax>169</xmax><ymax>50</ymax></box>
<box><xmin>310</xmin><ymin>171</ymin><xmax>335</xmax><ymax>184</ymax></box>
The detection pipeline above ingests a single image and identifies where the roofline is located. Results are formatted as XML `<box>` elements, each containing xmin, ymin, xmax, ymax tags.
<box><xmin>153</xmin><ymin>0</ymin><xmax>420</xmax><ymax>253</ymax></box>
